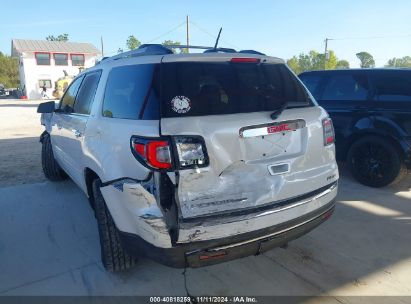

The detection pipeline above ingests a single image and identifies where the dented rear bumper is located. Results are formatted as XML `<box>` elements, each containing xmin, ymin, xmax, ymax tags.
<box><xmin>119</xmin><ymin>199</ymin><xmax>336</xmax><ymax>268</ymax></box>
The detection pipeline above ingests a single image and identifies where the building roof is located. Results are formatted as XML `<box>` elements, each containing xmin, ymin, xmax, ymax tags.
<box><xmin>11</xmin><ymin>39</ymin><xmax>100</xmax><ymax>56</ymax></box>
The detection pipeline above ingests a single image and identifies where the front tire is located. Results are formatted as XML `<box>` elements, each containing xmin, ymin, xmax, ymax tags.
<box><xmin>347</xmin><ymin>136</ymin><xmax>407</xmax><ymax>188</ymax></box>
<box><xmin>41</xmin><ymin>133</ymin><xmax>67</xmax><ymax>181</ymax></box>
<box><xmin>92</xmin><ymin>179</ymin><xmax>136</xmax><ymax>272</ymax></box>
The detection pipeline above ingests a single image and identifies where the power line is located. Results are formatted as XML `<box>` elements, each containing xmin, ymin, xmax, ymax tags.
<box><xmin>146</xmin><ymin>21</ymin><xmax>186</xmax><ymax>43</ymax></box>
<box><xmin>189</xmin><ymin>21</ymin><xmax>240</xmax><ymax>49</ymax></box>
<box><xmin>326</xmin><ymin>34</ymin><xmax>411</xmax><ymax>41</ymax></box>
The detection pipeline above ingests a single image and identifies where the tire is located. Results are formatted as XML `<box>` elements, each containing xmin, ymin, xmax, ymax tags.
<box><xmin>41</xmin><ymin>133</ymin><xmax>67</xmax><ymax>181</ymax></box>
<box><xmin>347</xmin><ymin>136</ymin><xmax>407</xmax><ymax>188</ymax></box>
<box><xmin>92</xmin><ymin>179</ymin><xmax>136</xmax><ymax>272</ymax></box>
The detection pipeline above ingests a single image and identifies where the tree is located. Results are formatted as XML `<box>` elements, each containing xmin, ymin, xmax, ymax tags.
<box><xmin>46</xmin><ymin>34</ymin><xmax>69</xmax><ymax>42</ymax></box>
<box><xmin>0</xmin><ymin>52</ymin><xmax>19</xmax><ymax>88</ymax></box>
<box><xmin>162</xmin><ymin>40</ymin><xmax>188</xmax><ymax>53</ymax></box>
<box><xmin>356</xmin><ymin>52</ymin><xmax>375</xmax><ymax>68</ymax></box>
<box><xmin>286</xmin><ymin>50</ymin><xmax>347</xmax><ymax>74</ymax></box>
<box><xmin>336</xmin><ymin>60</ymin><xmax>350</xmax><ymax>69</ymax></box>
<box><xmin>126</xmin><ymin>35</ymin><xmax>141</xmax><ymax>50</ymax></box>
<box><xmin>386</xmin><ymin>56</ymin><xmax>411</xmax><ymax>68</ymax></box>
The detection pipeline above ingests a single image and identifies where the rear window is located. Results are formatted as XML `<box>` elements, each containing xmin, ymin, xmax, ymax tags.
<box><xmin>103</xmin><ymin>64</ymin><xmax>160</xmax><ymax>120</ymax></box>
<box><xmin>372</xmin><ymin>71</ymin><xmax>411</xmax><ymax>101</ymax></box>
<box><xmin>299</xmin><ymin>73</ymin><xmax>323</xmax><ymax>99</ymax></box>
<box><xmin>161</xmin><ymin>62</ymin><xmax>311</xmax><ymax>118</ymax></box>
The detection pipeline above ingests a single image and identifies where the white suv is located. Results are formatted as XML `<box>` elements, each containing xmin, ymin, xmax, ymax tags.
<box><xmin>38</xmin><ymin>44</ymin><xmax>338</xmax><ymax>272</ymax></box>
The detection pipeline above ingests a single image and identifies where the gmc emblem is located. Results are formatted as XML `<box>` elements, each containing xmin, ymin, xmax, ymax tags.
<box><xmin>267</xmin><ymin>124</ymin><xmax>290</xmax><ymax>134</ymax></box>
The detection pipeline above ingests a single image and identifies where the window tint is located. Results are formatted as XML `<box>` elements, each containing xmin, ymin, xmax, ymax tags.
<box><xmin>35</xmin><ymin>53</ymin><xmax>50</xmax><ymax>65</ymax></box>
<box><xmin>373</xmin><ymin>71</ymin><xmax>411</xmax><ymax>101</ymax></box>
<box><xmin>60</xmin><ymin>76</ymin><xmax>84</xmax><ymax>112</ymax></box>
<box><xmin>321</xmin><ymin>73</ymin><xmax>369</xmax><ymax>101</ymax></box>
<box><xmin>54</xmin><ymin>53</ymin><xmax>68</xmax><ymax>66</ymax></box>
<box><xmin>71</xmin><ymin>54</ymin><xmax>85</xmax><ymax>66</ymax></box>
<box><xmin>161</xmin><ymin>62</ymin><xmax>311</xmax><ymax>118</ymax></box>
<box><xmin>299</xmin><ymin>73</ymin><xmax>323</xmax><ymax>99</ymax></box>
<box><xmin>74</xmin><ymin>71</ymin><xmax>101</xmax><ymax>115</ymax></box>
<box><xmin>103</xmin><ymin>64</ymin><xmax>160</xmax><ymax>120</ymax></box>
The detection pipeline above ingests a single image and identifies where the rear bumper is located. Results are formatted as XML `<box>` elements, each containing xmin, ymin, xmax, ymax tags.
<box><xmin>119</xmin><ymin>199</ymin><xmax>336</xmax><ymax>268</ymax></box>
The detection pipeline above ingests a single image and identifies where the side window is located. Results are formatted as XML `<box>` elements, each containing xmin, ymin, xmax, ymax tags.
<box><xmin>74</xmin><ymin>71</ymin><xmax>102</xmax><ymax>115</ymax></box>
<box><xmin>60</xmin><ymin>76</ymin><xmax>84</xmax><ymax>112</ymax></box>
<box><xmin>321</xmin><ymin>73</ymin><xmax>369</xmax><ymax>101</ymax></box>
<box><xmin>102</xmin><ymin>64</ymin><xmax>160</xmax><ymax>120</ymax></box>
<box><xmin>299</xmin><ymin>73</ymin><xmax>323</xmax><ymax>99</ymax></box>
<box><xmin>372</xmin><ymin>72</ymin><xmax>411</xmax><ymax>101</ymax></box>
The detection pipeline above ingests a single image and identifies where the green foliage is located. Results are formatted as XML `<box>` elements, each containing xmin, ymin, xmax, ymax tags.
<box><xmin>287</xmin><ymin>50</ymin><xmax>349</xmax><ymax>74</ymax></box>
<box><xmin>356</xmin><ymin>52</ymin><xmax>375</xmax><ymax>68</ymax></box>
<box><xmin>336</xmin><ymin>60</ymin><xmax>350</xmax><ymax>69</ymax></box>
<box><xmin>126</xmin><ymin>35</ymin><xmax>141</xmax><ymax>50</ymax></box>
<box><xmin>162</xmin><ymin>40</ymin><xmax>188</xmax><ymax>53</ymax></box>
<box><xmin>0</xmin><ymin>52</ymin><xmax>19</xmax><ymax>88</ymax></box>
<box><xmin>46</xmin><ymin>34</ymin><xmax>69</xmax><ymax>42</ymax></box>
<box><xmin>386</xmin><ymin>56</ymin><xmax>411</xmax><ymax>68</ymax></box>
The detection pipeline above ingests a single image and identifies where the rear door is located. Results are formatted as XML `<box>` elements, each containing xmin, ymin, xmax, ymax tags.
<box><xmin>159</xmin><ymin>56</ymin><xmax>330</xmax><ymax>220</ymax></box>
<box><xmin>314</xmin><ymin>71</ymin><xmax>372</xmax><ymax>157</ymax></box>
<box><xmin>369</xmin><ymin>70</ymin><xmax>411</xmax><ymax>138</ymax></box>
<box><xmin>52</xmin><ymin>71</ymin><xmax>101</xmax><ymax>187</ymax></box>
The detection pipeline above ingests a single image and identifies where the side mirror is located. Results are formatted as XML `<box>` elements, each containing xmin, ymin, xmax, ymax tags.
<box><xmin>37</xmin><ymin>101</ymin><xmax>56</xmax><ymax>113</ymax></box>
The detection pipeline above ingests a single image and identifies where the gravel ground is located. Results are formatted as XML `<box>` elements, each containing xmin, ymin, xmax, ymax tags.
<box><xmin>0</xmin><ymin>100</ymin><xmax>46</xmax><ymax>187</ymax></box>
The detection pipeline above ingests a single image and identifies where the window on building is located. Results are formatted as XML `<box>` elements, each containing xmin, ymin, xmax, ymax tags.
<box><xmin>54</xmin><ymin>53</ymin><xmax>68</xmax><ymax>66</ymax></box>
<box><xmin>74</xmin><ymin>71</ymin><xmax>102</xmax><ymax>115</ymax></box>
<box><xmin>321</xmin><ymin>73</ymin><xmax>369</xmax><ymax>101</ymax></box>
<box><xmin>71</xmin><ymin>54</ymin><xmax>85</xmax><ymax>66</ymax></box>
<box><xmin>35</xmin><ymin>53</ymin><xmax>50</xmax><ymax>65</ymax></box>
<box><xmin>38</xmin><ymin>80</ymin><xmax>52</xmax><ymax>88</ymax></box>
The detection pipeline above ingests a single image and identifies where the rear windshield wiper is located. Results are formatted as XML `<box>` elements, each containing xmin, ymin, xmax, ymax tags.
<box><xmin>270</xmin><ymin>102</ymin><xmax>288</xmax><ymax>120</ymax></box>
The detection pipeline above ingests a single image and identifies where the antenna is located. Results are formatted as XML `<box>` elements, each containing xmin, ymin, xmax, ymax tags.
<box><xmin>214</xmin><ymin>28</ymin><xmax>223</xmax><ymax>50</ymax></box>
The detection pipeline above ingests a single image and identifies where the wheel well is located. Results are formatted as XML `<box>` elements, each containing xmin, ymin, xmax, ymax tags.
<box><xmin>345</xmin><ymin>133</ymin><xmax>405</xmax><ymax>161</ymax></box>
<box><xmin>85</xmin><ymin>168</ymin><xmax>100</xmax><ymax>209</ymax></box>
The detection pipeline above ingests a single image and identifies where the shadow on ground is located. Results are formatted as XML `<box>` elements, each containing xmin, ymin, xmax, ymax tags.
<box><xmin>0</xmin><ymin>140</ymin><xmax>410</xmax><ymax>300</ymax></box>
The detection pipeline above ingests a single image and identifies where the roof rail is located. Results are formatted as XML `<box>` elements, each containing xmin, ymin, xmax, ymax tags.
<box><xmin>105</xmin><ymin>44</ymin><xmax>173</xmax><ymax>62</ymax></box>
<box><xmin>239</xmin><ymin>50</ymin><xmax>266</xmax><ymax>56</ymax></box>
<box><xmin>102</xmin><ymin>44</ymin><xmax>266</xmax><ymax>63</ymax></box>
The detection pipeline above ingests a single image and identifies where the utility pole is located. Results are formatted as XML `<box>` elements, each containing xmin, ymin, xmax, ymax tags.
<box><xmin>101</xmin><ymin>36</ymin><xmax>104</xmax><ymax>57</ymax></box>
<box><xmin>186</xmin><ymin>15</ymin><xmax>190</xmax><ymax>53</ymax></box>
<box><xmin>324</xmin><ymin>38</ymin><xmax>329</xmax><ymax>70</ymax></box>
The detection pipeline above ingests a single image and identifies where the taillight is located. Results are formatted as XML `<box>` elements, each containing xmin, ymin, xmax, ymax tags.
<box><xmin>131</xmin><ymin>136</ymin><xmax>209</xmax><ymax>171</ymax></box>
<box><xmin>173</xmin><ymin>136</ymin><xmax>209</xmax><ymax>169</ymax></box>
<box><xmin>322</xmin><ymin>118</ymin><xmax>335</xmax><ymax>146</ymax></box>
<box><xmin>230</xmin><ymin>57</ymin><xmax>260</xmax><ymax>63</ymax></box>
<box><xmin>131</xmin><ymin>137</ymin><xmax>172</xmax><ymax>170</ymax></box>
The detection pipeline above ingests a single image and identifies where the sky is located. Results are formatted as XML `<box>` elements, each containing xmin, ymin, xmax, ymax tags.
<box><xmin>1</xmin><ymin>0</ymin><xmax>411</xmax><ymax>68</ymax></box>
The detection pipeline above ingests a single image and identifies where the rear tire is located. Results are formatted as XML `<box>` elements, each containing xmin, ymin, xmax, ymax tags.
<box><xmin>92</xmin><ymin>179</ymin><xmax>137</xmax><ymax>272</ymax></box>
<box><xmin>347</xmin><ymin>136</ymin><xmax>407</xmax><ymax>188</ymax></box>
<box><xmin>41</xmin><ymin>133</ymin><xmax>67</xmax><ymax>181</ymax></box>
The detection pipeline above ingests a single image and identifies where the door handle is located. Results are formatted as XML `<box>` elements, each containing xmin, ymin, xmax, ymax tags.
<box><xmin>72</xmin><ymin>129</ymin><xmax>82</xmax><ymax>138</ymax></box>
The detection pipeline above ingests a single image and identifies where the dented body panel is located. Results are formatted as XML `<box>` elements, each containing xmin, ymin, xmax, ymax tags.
<box><xmin>161</xmin><ymin>107</ymin><xmax>338</xmax><ymax>221</ymax></box>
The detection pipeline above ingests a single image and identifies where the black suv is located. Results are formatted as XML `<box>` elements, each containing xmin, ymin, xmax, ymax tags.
<box><xmin>299</xmin><ymin>69</ymin><xmax>411</xmax><ymax>187</ymax></box>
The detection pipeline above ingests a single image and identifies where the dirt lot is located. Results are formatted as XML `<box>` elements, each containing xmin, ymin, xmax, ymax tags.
<box><xmin>0</xmin><ymin>100</ymin><xmax>410</xmax><ymax>302</ymax></box>
<box><xmin>0</xmin><ymin>100</ymin><xmax>45</xmax><ymax>187</ymax></box>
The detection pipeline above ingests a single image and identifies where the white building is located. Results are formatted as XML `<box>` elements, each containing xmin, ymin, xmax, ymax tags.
<box><xmin>11</xmin><ymin>39</ymin><xmax>101</xmax><ymax>99</ymax></box>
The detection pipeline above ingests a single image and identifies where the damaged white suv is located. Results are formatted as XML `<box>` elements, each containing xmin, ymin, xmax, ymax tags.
<box><xmin>38</xmin><ymin>44</ymin><xmax>339</xmax><ymax>272</ymax></box>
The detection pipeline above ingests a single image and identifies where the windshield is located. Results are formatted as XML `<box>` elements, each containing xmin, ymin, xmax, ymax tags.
<box><xmin>160</xmin><ymin>62</ymin><xmax>311</xmax><ymax>118</ymax></box>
